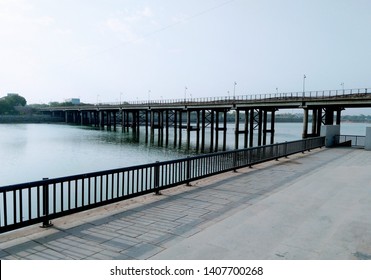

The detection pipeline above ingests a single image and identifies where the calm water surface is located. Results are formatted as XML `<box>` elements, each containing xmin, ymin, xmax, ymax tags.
<box><xmin>0</xmin><ymin>122</ymin><xmax>369</xmax><ymax>186</ymax></box>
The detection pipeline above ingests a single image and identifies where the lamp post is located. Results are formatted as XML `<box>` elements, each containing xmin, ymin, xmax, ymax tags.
<box><xmin>233</xmin><ymin>81</ymin><xmax>237</xmax><ymax>99</ymax></box>
<box><xmin>184</xmin><ymin>86</ymin><xmax>188</xmax><ymax>101</ymax></box>
<box><xmin>303</xmin><ymin>74</ymin><xmax>306</xmax><ymax>96</ymax></box>
<box><xmin>148</xmin><ymin>90</ymin><xmax>151</xmax><ymax>104</ymax></box>
<box><xmin>120</xmin><ymin>92</ymin><xmax>123</xmax><ymax>105</ymax></box>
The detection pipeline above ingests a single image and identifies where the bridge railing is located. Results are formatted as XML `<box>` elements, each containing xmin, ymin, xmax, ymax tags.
<box><xmin>0</xmin><ymin>137</ymin><xmax>325</xmax><ymax>233</ymax></box>
<box><xmin>120</xmin><ymin>87</ymin><xmax>370</xmax><ymax>106</ymax></box>
<box><xmin>39</xmin><ymin>88</ymin><xmax>371</xmax><ymax>110</ymax></box>
<box><xmin>334</xmin><ymin>135</ymin><xmax>365</xmax><ymax>147</ymax></box>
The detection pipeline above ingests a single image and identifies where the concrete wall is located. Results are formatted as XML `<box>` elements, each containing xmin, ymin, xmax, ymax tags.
<box><xmin>365</xmin><ymin>127</ymin><xmax>371</xmax><ymax>151</ymax></box>
<box><xmin>320</xmin><ymin>125</ymin><xmax>340</xmax><ymax>147</ymax></box>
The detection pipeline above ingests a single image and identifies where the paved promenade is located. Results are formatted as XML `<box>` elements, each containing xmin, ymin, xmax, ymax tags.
<box><xmin>1</xmin><ymin>147</ymin><xmax>371</xmax><ymax>260</ymax></box>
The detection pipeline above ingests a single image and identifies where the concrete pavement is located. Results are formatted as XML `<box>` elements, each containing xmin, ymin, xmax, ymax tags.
<box><xmin>1</xmin><ymin>147</ymin><xmax>370</xmax><ymax>260</ymax></box>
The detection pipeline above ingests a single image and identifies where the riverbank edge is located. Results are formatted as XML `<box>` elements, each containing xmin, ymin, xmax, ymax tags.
<box><xmin>0</xmin><ymin>115</ymin><xmax>64</xmax><ymax>124</ymax></box>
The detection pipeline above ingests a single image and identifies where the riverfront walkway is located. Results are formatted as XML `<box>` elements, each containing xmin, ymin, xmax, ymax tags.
<box><xmin>1</xmin><ymin>148</ymin><xmax>371</xmax><ymax>260</ymax></box>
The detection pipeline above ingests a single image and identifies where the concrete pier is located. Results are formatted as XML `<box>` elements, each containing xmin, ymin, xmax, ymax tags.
<box><xmin>1</xmin><ymin>148</ymin><xmax>371</xmax><ymax>260</ymax></box>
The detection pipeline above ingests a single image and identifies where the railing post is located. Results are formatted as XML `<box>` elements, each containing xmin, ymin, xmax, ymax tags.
<box><xmin>233</xmin><ymin>151</ymin><xmax>237</xmax><ymax>172</ymax></box>
<box><xmin>284</xmin><ymin>141</ymin><xmax>288</xmax><ymax>158</ymax></box>
<box><xmin>41</xmin><ymin>178</ymin><xmax>53</xmax><ymax>228</ymax></box>
<box><xmin>275</xmin><ymin>143</ymin><xmax>279</xmax><ymax>161</ymax></box>
<box><xmin>154</xmin><ymin>161</ymin><xmax>161</xmax><ymax>195</ymax></box>
<box><xmin>186</xmin><ymin>156</ymin><xmax>192</xmax><ymax>186</ymax></box>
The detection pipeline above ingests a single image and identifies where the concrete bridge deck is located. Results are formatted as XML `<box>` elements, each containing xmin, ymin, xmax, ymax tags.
<box><xmin>1</xmin><ymin>147</ymin><xmax>370</xmax><ymax>260</ymax></box>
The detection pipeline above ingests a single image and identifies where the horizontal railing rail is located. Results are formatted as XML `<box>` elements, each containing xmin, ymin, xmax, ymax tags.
<box><xmin>334</xmin><ymin>135</ymin><xmax>365</xmax><ymax>147</ymax></box>
<box><xmin>123</xmin><ymin>87</ymin><xmax>370</xmax><ymax>106</ymax></box>
<box><xmin>0</xmin><ymin>137</ymin><xmax>325</xmax><ymax>234</ymax></box>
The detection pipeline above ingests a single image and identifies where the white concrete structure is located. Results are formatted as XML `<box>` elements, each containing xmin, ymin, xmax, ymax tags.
<box><xmin>365</xmin><ymin>127</ymin><xmax>371</xmax><ymax>151</ymax></box>
<box><xmin>321</xmin><ymin>125</ymin><xmax>340</xmax><ymax>147</ymax></box>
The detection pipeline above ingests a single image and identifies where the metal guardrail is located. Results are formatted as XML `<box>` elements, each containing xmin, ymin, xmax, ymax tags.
<box><xmin>334</xmin><ymin>135</ymin><xmax>365</xmax><ymax>147</ymax></box>
<box><xmin>104</xmin><ymin>88</ymin><xmax>370</xmax><ymax>106</ymax></box>
<box><xmin>0</xmin><ymin>137</ymin><xmax>325</xmax><ymax>233</ymax></box>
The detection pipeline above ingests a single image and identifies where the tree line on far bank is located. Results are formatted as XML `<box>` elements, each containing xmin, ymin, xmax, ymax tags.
<box><xmin>0</xmin><ymin>94</ymin><xmax>27</xmax><ymax>115</ymax></box>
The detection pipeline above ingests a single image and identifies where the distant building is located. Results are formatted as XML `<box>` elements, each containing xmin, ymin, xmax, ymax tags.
<box><xmin>65</xmin><ymin>98</ymin><xmax>80</xmax><ymax>105</ymax></box>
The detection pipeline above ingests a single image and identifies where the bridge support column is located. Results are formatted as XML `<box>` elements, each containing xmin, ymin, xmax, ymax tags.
<box><xmin>222</xmin><ymin>110</ymin><xmax>228</xmax><ymax>151</ymax></box>
<box><xmin>244</xmin><ymin>109</ymin><xmax>249</xmax><ymax>148</ymax></box>
<box><xmin>215</xmin><ymin>111</ymin><xmax>219</xmax><ymax>152</ymax></box>
<box><xmin>113</xmin><ymin>111</ymin><xmax>117</xmax><ymax>131</ymax></box>
<box><xmin>235</xmin><ymin>109</ymin><xmax>240</xmax><ymax>149</ymax></box>
<box><xmin>99</xmin><ymin>111</ymin><xmax>104</xmax><ymax>128</ymax></box>
<box><xmin>178</xmin><ymin>110</ymin><xmax>183</xmax><ymax>148</ymax></box>
<box><xmin>201</xmin><ymin>110</ymin><xmax>206</xmax><ymax>152</ymax></box>
<box><xmin>302</xmin><ymin>108</ymin><xmax>308</xmax><ymax>138</ymax></box>
<box><xmin>150</xmin><ymin>110</ymin><xmax>155</xmax><ymax>143</ymax></box>
<box><xmin>173</xmin><ymin>109</ymin><xmax>178</xmax><ymax>148</ymax></box>
<box><xmin>159</xmin><ymin>110</ymin><xmax>164</xmax><ymax>146</ymax></box>
<box><xmin>249</xmin><ymin>109</ymin><xmax>254</xmax><ymax>147</ymax></box>
<box><xmin>187</xmin><ymin>110</ymin><xmax>191</xmax><ymax>150</ymax></box>
<box><xmin>196</xmin><ymin>110</ymin><xmax>201</xmax><ymax>152</ymax></box>
<box><xmin>336</xmin><ymin>108</ymin><xmax>342</xmax><ymax>125</ymax></box>
<box><xmin>247</xmin><ymin>108</ymin><xmax>275</xmax><ymax>147</ymax></box>
<box><xmin>209</xmin><ymin>110</ymin><xmax>215</xmax><ymax>152</ymax></box>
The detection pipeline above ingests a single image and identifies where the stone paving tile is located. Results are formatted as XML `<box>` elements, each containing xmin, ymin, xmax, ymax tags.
<box><xmin>84</xmin><ymin>225</ymin><xmax>121</xmax><ymax>237</ymax></box>
<box><xmin>147</xmin><ymin>220</ymin><xmax>182</xmax><ymax>230</ymax></box>
<box><xmin>78</xmin><ymin>231</ymin><xmax>117</xmax><ymax>244</ymax></box>
<box><xmin>107</xmin><ymin>219</ymin><xmax>135</xmax><ymax>229</ymax></box>
<box><xmin>43</xmin><ymin>239</ymin><xmax>78</xmax><ymax>252</ymax></box>
<box><xmin>0</xmin><ymin>250</ymin><xmax>11</xmax><ymax>259</ymax></box>
<box><xmin>94</xmin><ymin>222</ymin><xmax>127</xmax><ymax>232</ymax></box>
<box><xmin>2</xmin><ymin>255</ymin><xmax>18</xmax><ymax>260</ymax></box>
<box><xmin>86</xmin><ymin>215</ymin><xmax>117</xmax><ymax>226</ymax></box>
<box><xmin>61</xmin><ymin>244</ymin><xmax>99</xmax><ymax>259</ymax></box>
<box><xmin>123</xmin><ymin>242</ymin><xmax>164</xmax><ymax>259</ymax></box>
<box><xmin>137</xmin><ymin>230</ymin><xmax>176</xmax><ymax>245</ymax></box>
<box><xmin>100</xmin><ymin>237</ymin><xmax>136</xmax><ymax>252</ymax></box>
<box><xmin>2</xmin><ymin>240</ymin><xmax>42</xmax><ymax>255</ymax></box>
<box><xmin>87</xmin><ymin>250</ymin><xmax>135</xmax><ymax>260</ymax></box>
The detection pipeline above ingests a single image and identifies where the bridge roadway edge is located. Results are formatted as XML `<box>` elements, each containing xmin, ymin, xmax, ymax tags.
<box><xmin>1</xmin><ymin>147</ymin><xmax>371</xmax><ymax>260</ymax></box>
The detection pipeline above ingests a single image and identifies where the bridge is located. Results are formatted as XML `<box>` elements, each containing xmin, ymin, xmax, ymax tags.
<box><xmin>40</xmin><ymin>88</ymin><xmax>371</xmax><ymax>152</ymax></box>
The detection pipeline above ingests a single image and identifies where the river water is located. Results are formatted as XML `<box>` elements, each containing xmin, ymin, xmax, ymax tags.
<box><xmin>0</xmin><ymin>122</ymin><xmax>369</xmax><ymax>186</ymax></box>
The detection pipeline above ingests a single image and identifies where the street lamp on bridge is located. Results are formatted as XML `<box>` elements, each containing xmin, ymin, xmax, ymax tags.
<box><xmin>233</xmin><ymin>81</ymin><xmax>237</xmax><ymax>99</ymax></box>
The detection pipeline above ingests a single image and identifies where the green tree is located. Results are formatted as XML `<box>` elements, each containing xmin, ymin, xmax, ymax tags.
<box><xmin>0</xmin><ymin>94</ymin><xmax>27</xmax><ymax>115</ymax></box>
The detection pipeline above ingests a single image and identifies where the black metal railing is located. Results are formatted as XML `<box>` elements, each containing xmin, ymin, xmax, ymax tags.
<box><xmin>0</xmin><ymin>137</ymin><xmax>325</xmax><ymax>234</ymax></box>
<box><xmin>334</xmin><ymin>135</ymin><xmax>365</xmax><ymax>147</ymax></box>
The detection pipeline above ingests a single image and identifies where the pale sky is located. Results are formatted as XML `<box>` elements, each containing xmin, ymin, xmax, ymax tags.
<box><xmin>1</xmin><ymin>0</ymin><xmax>371</xmax><ymax>111</ymax></box>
